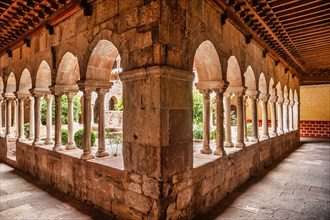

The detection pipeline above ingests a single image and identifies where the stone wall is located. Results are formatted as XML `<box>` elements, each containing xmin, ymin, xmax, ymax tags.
<box><xmin>0</xmin><ymin>131</ymin><xmax>299</xmax><ymax>219</ymax></box>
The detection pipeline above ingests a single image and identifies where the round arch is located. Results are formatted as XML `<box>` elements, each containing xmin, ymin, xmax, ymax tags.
<box><xmin>269</xmin><ymin>78</ymin><xmax>275</xmax><ymax>96</ymax></box>
<box><xmin>6</xmin><ymin>72</ymin><xmax>16</xmax><ymax>93</ymax></box>
<box><xmin>35</xmin><ymin>60</ymin><xmax>52</xmax><ymax>90</ymax></box>
<box><xmin>193</xmin><ymin>40</ymin><xmax>222</xmax><ymax>83</ymax></box>
<box><xmin>56</xmin><ymin>52</ymin><xmax>80</xmax><ymax>85</ymax></box>
<box><xmin>276</xmin><ymin>82</ymin><xmax>283</xmax><ymax>99</ymax></box>
<box><xmin>86</xmin><ymin>40</ymin><xmax>120</xmax><ymax>81</ymax></box>
<box><xmin>258</xmin><ymin>73</ymin><xmax>267</xmax><ymax>95</ymax></box>
<box><xmin>227</xmin><ymin>56</ymin><xmax>242</xmax><ymax>86</ymax></box>
<box><xmin>19</xmin><ymin>68</ymin><xmax>32</xmax><ymax>91</ymax></box>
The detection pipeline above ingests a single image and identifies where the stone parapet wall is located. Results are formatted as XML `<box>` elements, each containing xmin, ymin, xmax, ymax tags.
<box><xmin>300</xmin><ymin>120</ymin><xmax>330</xmax><ymax>138</ymax></box>
<box><xmin>165</xmin><ymin>132</ymin><xmax>299</xmax><ymax>219</ymax></box>
<box><xmin>0</xmin><ymin>131</ymin><xmax>299</xmax><ymax>219</ymax></box>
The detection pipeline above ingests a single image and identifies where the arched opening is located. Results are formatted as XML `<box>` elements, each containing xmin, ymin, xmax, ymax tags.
<box><xmin>193</xmin><ymin>40</ymin><xmax>225</xmax><ymax>158</ymax></box>
<box><xmin>85</xmin><ymin>39</ymin><xmax>123</xmax><ymax>161</ymax></box>
<box><xmin>225</xmin><ymin>56</ymin><xmax>245</xmax><ymax>148</ymax></box>
<box><xmin>109</xmin><ymin>96</ymin><xmax>118</xmax><ymax>110</ymax></box>
<box><xmin>244</xmin><ymin>66</ymin><xmax>258</xmax><ymax>142</ymax></box>
<box><xmin>258</xmin><ymin>73</ymin><xmax>269</xmax><ymax>139</ymax></box>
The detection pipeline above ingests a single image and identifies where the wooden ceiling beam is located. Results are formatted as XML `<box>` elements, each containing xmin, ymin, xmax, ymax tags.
<box><xmin>275</xmin><ymin>1</ymin><xmax>330</xmax><ymax>17</ymax></box>
<box><xmin>277</xmin><ymin>3</ymin><xmax>330</xmax><ymax>19</ymax></box>
<box><xmin>288</xmin><ymin>23</ymin><xmax>330</xmax><ymax>35</ymax></box>
<box><xmin>272</xmin><ymin>0</ymin><xmax>324</xmax><ymax>13</ymax></box>
<box><xmin>291</xmin><ymin>30</ymin><xmax>330</xmax><ymax>41</ymax></box>
<box><xmin>285</xmin><ymin>19</ymin><xmax>330</xmax><ymax>31</ymax></box>
<box><xmin>281</xmin><ymin>13</ymin><xmax>330</xmax><ymax>26</ymax></box>
<box><xmin>270</xmin><ymin>0</ymin><xmax>301</xmax><ymax>8</ymax></box>
<box><xmin>279</xmin><ymin>8</ymin><xmax>330</xmax><ymax>24</ymax></box>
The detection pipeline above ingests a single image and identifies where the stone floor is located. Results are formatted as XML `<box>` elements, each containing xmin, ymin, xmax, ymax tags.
<box><xmin>0</xmin><ymin>138</ymin><xmax>329</xmax><ymax>220</ymax></box>
<box><xmin>0</xmin><ymin>163</ymin><xmax>113</xmax><ymax>220</ymax></box>
<box><xmin>199</xmin><ymin>137</ymin><xmax>330</xmax><ymax>220</ymax></box>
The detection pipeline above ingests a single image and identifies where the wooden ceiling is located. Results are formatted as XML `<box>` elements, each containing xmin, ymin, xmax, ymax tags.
<box><xmin>0</xmin><ymin>0</ymin><xmax>329</xmax><ymax>84</ymax></box>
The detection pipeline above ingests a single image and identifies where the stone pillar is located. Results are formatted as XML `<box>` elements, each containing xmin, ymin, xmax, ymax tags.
<box><xmin>293</xmin><ymin>101</ymin><xmax>300</xmax><ymax>130</ymax></box>
<box><xmin>44</xmin><ymin>95</ymin><xmax>54</xmax><ymax>144</ymax></box>
<box><xmin>289</xmin><ymin>101</ymin><xmax>294</xmax><ymax>131</ymax></box>
<box><xmin>32</xmin><ymin>95</ymin><xmax>43</xmax><ymax>146</ymax></box>
<box><xmin>249</xmin><ymin>95</ymin><xmax>259</xmax><ymax>142</ymax></box>
<box><xmin>5</xmin><ymin>98</ymin><xmax>12</xmax><ymax>138</ymax></box>
<box><xmin>53</xmin><ymin>94</ymin><xmax>64</xmax><ymax>151</ymax></box>
<box><xmin>18</xmin><ymin>97</ymin><xmax>25</xmax><ymax>141</ymax></box>
<box><xmin>214</xmin><ymin>89</ymin><xmax>225</xmax><ymax>156</ymax></box>
<box><xmin>260</xmin><ymin>95</ymin><xmax>270</xmax><ymax>139</ymax></box>
<box><xmin>96</xmin><ymin>88</ymin><xmax>109</xmax><ymax>157</ymax></box>
<box><xmin>0</xmin><ymin>99</ymin><xmax>3</xmax><ymax>135</ymax></box>
<box><xmin>234</xmin><ymin>92</ymin><xmax>245</xmax><ymax>148</ymax></box>
<box><xmin>269</xmin><ymin>96</ymin><xmax>278</xmax><ymax>137</ymax></box>
<box><xmin>66</xmin><ymin>93</ymin><xmax>76</xmax><ymax>150</ymax></box>
<box><xmin>224</xmin><ymin>92</ymin><xmax>233</xmax><ymax>147</ymax></box>
<box><xmin>243</xmin><ymin>96</ymin><xmax>248</xmax><ymax>142</ymax></box>
<box><xmin>277</xmin><ymin>98</ymin><xmax>284</xmax><ymax>134</ymax></box>
<box><xmin>200</xmin><ymin>89</ymin><xmax>212</xmax><ymax>154</ymax></box>
<box><xmin>28</xmin><ymin>97</ymin><xmax>35</xmax><ymax>140</ymax></box>
<box><xmin>80</xmin><ymin>88</ymin><xmax>94</xmax><ymax>160</ymax></box>
<box><xmin>283</xmin><ymin>99</ymin><xmax>289</xmax><ymax>133</ymax></box>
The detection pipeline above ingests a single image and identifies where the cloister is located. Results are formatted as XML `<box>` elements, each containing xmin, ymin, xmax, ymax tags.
<box><xmin>0</xmin><ymin>0</ymin><xmax>328</xmax><ymax>219</ymax></box>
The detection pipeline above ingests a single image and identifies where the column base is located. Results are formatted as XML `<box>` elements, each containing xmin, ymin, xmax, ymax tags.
<box><xmin>53</xmin><ymin>144</ymin><xmax>65</xmax><ymax>151</ymax></box>
<box><xmin>277</xmin><ymin>130</ymin><xmax>284</xmax><ymax>135</ymax></box>
<box><xmin>18</xmin><ymin>137</ymin><xmax>26</xmax><ymax>142</ymax></box>
<box><xmin>224</xmin><ymin>141</ymin><xmax>234</xmax><ymax>148</ymax></box>
<box><xmin>28</xmin><ymin>136</ymin><xmax>34</xmax><ymax>141</ymax></box>
<box><xmin>65</xmin><ymin>142</ymin><xmax>76</xmax><ymax>150</ymax></box>
<box><xmin>214</xmin><ymin>149</ymin><xmax>226</xmax><ymax>156</ymax></box>
<box><xmin>244</xmin><ymin>137</ymin><xmax>249</xmax><ymax>142</ymax></box>
<box><xmin>95</xmin><ymin>151</ymin><xmax>109</xmax><ymax>157</ymax></box>
<box><xmin>234</xmin><ymin>142</ymin><xmax>245</xmax><ymax>148</ymax></box>
<box><xmin>270</xmin><ymin>132</ymin><xmax>277</xmax><ymax>137</ymax></box>
<box><xmin>249</xmin><ymin>137</ymin><xmax>259</xmax><ymax>142</ymax></box>
<box><xmin>81</xmin><ymin>153</ymin><xmax>95</xmax><ymax>160</ymax></box>
<box><xmin>32</xmin><ymin>140</ymin><xmax>43</xmax><ymax>147</ymax></box>
<box><xmin>44</xmin><ymin>139</ymin><xmax>55</xmax><ymax>145</ymax></box>
<box><xmin>200</xmin><ymin>148</ymin><xmax>212</xmax><ymax>154</ymax></box>
<box><xmin>260</xmin><ymin>134</ymin><xmax>270</xmax><ymax>139</ymax></box>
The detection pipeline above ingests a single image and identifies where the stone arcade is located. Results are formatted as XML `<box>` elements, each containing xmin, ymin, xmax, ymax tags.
<box><xmin>2</xmin><ymin>0</ymin><xmax>326</xmax><ymax>219</ymax></box>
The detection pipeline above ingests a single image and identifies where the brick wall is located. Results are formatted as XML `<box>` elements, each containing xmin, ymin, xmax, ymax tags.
<box><xmin>300</xmin><ymin>120</ymin><xmax>330</xmax><ymax>138</ymax></box>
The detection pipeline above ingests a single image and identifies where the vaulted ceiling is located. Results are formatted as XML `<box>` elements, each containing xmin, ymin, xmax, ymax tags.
<box><xmin>0</xmin><ymin>0</ymin><xmax>329</xmax><ymax>85</ymax></box>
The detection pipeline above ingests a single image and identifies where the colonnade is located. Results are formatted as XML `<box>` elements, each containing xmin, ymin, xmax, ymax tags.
<box><xmin>0</xmin><ymin>82</ymin><xmax>114</xmax><ymax>160</ymax></box>
<box><xmin>196</xmin><ymin>87</ymin><xmax>299</xmax><ymax>155</ymax></box>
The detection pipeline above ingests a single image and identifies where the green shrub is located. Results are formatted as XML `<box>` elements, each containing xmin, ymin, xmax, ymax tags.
<box><xmin>40</xmin><ymin>96</ymin><xmax>81</xmax><ymax>125</ymax></box>
<box><xmin>74</xmin><ymin>129</ymin><xmax>96</xmax><ymax>149</ymax></box>
<box><xmin>24</xmin><ymin>123</ymin><xmax>30</xmax><ymax>138</ymax></box>
<box><xmin>231</xmin><ymin>111</ymin><xmax>237</xmax><ymax>126</ymax></box>
<box><xmin>115</xmin><ymin>97</ymin><xmax>124</xmax><ymax>111</ymax></box>
<box><xmin>193</xmin><ymin>123</ymin><xmax>203</xmax><ymax>140</ymax></box>
<box><xmin>210</xmin><ymin>129</ymin><xmax>216</xmax><ymax>140</ymax></box>
<box><xmin>247</xmin><ymin>123</ymin><xmax>253</xmax><ymax>137</ymax></box>
<box><xmin>61</xmin><ymin>129</ymin><xmax>68</xmax><ymax>145</ymax></box>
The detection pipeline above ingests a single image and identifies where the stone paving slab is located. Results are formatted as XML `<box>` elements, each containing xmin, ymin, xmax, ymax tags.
<box><xmin>199</xmin><ymin>138</ymin><xmax>330</xmax><ymax>220</ymax></box>
<box><xmin>0</xmin><ymin>163</ymin><xmax>113</xmax><ymax>220</ymax></box>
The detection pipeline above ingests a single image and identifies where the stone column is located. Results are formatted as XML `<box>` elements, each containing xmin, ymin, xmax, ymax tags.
<box><xmin>269</xmin><ymin>96</ymin><xmax>278</xmax><ymax>137</ymax></box>
<box><xmin>293</xmin><ymin>101</ymin><xmax>300</xmax><ymax>130</ymax></box>
<box><xmin>243</xmin><ymin>96</ymin><xmax>248</xmax><ymax>142</ymax></box>
<box><xmin>81</xmin><ymin>88</ymin><xmax>95</xmax><ymax>160</ymax></box>
<box><xmin>234</xmin><ymin>92</ymin><xmax>245</xmax><ymax>148</ymax></box>
<box><xmin>13</xmin><ymin>99</ymin><xmax>18</xmax><ymax>135</ymax></box>
<box><xmin>96</xmin><ymin>88</ymin><xmax>109</xmax><ymax>157</ymax></box>
<box><xmin>277</xmin><ymin>98</ymin><xmax>284</xmax><ymax>134</ymax></box>
<box><xmin>44</xmin><ymin>95</ymin><xmax>54</xmax><ymax>145</ymax></box>
<box><xmin>214</xmin><ymin>89</ymin><xmax>225</xmax><ymax>156</ymax></box>
<box><xmin>289</xmin><ymin>101</ymin><xmax>294</xmax><ymax>131</ymax></box>
<box><xmin>0</xmin><ymin>99</ymin><xmax>3</xmax><ymax>135</ymax></box>
<box><xmin>200</xmin><ymin>89</ymin><xmax>212</xmax><ymax>154</ymax></box>
<box><xmin>249</xmin><ymin>95</ymin><xmax>259</xmax><ymax>142</ymax></box>
<box><xmin>5</xmin><ymin>98</ymin><xmax>12</xmax><ymax>138</ymax></box>
<box><xmin>66</xmin><ymin>93</ymin><xmax>76</xmax><ymax>150</ymax></box>
<box><xmin>283</xmin><ymin>99</ymin><xmax>289</xmax><ymax>133</ymax></box>
<box><xmin>28</xmin><ymin>96</ymin><xmax>35</xmax><ymax>140</ymax></box>
<box><xmin>224</xmin><ymin>92</ymin><xmax>233</xmax><ymax>147</ymax></box>
<box><xmin>53</xmin><ymin>94</ymin><xmax>64</xmax><ymax>151</ymax></box>
<box><xmin>18</xmin><ymin>97</ymin><xmax>25</xmax><ymax>141</ymax></box>
<box><xmin>32</xmin><ymin>95</ymin><xmax>43</xmax><ymax>146</ymax></box>
<box><xmin>91</xmin><ymin>103</ymin><xmax>95</xmax><ymax>125</ymax></box>
<box><xmin>260</xmin><ymin>95</ymin><xmax>270</xmax><ymax>139</ymax></box>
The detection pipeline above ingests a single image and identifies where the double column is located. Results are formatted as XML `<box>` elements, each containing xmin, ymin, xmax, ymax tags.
<box><xmin>5</xmin><ymin>96</ymin><xmax>14</xmax><ymax>138</ymax></box>
<box><xmin>247</xmin><ymin>92</ymin><xmax>259</xmax><ymax>142</ymax></box>
<box><xmin>200</xmin><ymin>89</ymin><xmax>212</xmax><ymax>154</ymax></box>
<box><xmin>0</xmin><ymin>98</ymin><xmax>3</xmax><ymax>136</ymax></box>
<box><xmin>269</xmin><ymin>93</ymin><xmax>278</xmax><ymax>137</ymax></box>
<box><xmin>15</xmin><ymin>92</ymin><xmax>27</xmax><ymax>141</ymax></box>
<box><xmin>259</xmin><ymin>94</ymin><xmax>270</xmax><ymax>139</ymax></box>
<box><xmin>65</xmin><ymin>93</ymin><xmax>76</xmax><ymax>149</ymax></box>
<box><xmin>53</xmin><ymin>92</ymin><xmax>64</xmax><ymax>151</ymax></box>
<box><xmin>95</xmin><ymin>88</ymin><xmax>109</xmax><ymax>157</ymax></box>
<box><xmin>289</xmin><ymin>100</ymin><xmax>294</xmax><ymax>131</ymax></box>
<box><xmin>276</xmin><ymin>98</ymin><xmax>284</xmax><ymax>134</ymax></box>
<box><xmin>224</xmin><ymin>92</ymin><xmax>233</xmax><ymax>147</ymax></box>
<box><xmin>283</xmin><ymin>98</ymin><xmax>289</xmax><ymax>133</ymax></box>
<box><xmin>31</xmin><ymin>92</ymin><xmax>43</xmax><ymax>147</ymax></box>
<box><xmin>44</xmin><ymin>95</ymin><xmax>54</xmax><ymax>145</ymax></box>
<box><xmin>234</xmin><ymin>91</ymin><xmax>245</xmax><ymax>148</ymax></box>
